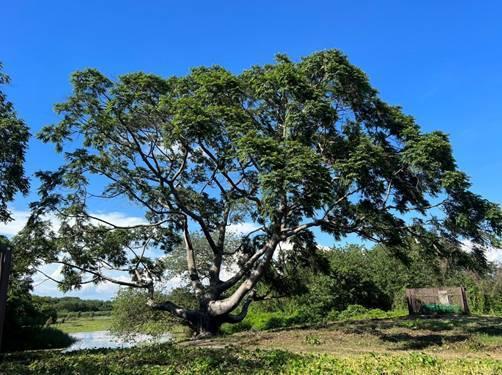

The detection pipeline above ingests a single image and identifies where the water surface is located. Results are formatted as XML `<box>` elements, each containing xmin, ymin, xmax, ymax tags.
<box><xmin>65</xmin><ymin>330</ymin><xmax>172</xmax><ymax>352</ymax></box>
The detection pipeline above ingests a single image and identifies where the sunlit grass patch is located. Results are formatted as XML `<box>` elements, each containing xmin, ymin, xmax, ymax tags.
<box><xmin>53</xmin><ymin>316</ymin><xmax>112</xmax><ymax>333</ymax></box>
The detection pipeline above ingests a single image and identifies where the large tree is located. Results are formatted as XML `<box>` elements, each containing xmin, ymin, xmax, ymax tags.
<box><xmin>0</xmin><ymin>63</ymin><xmax>29</xmax><ymax>223</ymax></box>
<box><xmin>24</xmin><ymin>50</ymin><xmax>501</xmax><ymax>336</ymax></box>
<box><xmin>0</xmin><ymin>63</ymin><xmax>29</xmax><ymax>351</ymax></box>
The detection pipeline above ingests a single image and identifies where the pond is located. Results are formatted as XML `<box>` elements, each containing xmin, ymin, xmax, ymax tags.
<box><xmin>64</xmin><ymin>331</ymin><xmax>173</xmax><ymax>352</ymax></box>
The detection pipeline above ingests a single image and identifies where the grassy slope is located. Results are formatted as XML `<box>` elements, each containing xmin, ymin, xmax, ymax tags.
<box><xmin>197</xmin><ymin>315</ymin><xmax>502</xmax><ymax>360</ymax></box>
<box><xmin>1</xmin><ymin>316</ymin><xmax>501</xmax><ymax>374</ymax></box>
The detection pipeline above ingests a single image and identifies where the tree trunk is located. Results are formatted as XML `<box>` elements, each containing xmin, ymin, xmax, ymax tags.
<box><xmin>187</xmin><ymin>313</ymin><xmax>224</xmax><ymax>338</ymax></box>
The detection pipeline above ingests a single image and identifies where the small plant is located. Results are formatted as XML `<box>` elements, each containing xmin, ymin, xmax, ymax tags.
<box><xmin>466</xmin><ymin>337</ymin><xmax>486</xmax><ymax>351</ymax></box>
<box><xmin>305</xmin><ymin>334</ymin><xmax>322</xmax><ymax>346</ymax></box>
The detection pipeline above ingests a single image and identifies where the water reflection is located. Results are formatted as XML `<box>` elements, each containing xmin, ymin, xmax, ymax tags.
<box><xmin>64</xmin><ymin>331</ymin><xmax>172</xmax><ymax>352</ymax></box>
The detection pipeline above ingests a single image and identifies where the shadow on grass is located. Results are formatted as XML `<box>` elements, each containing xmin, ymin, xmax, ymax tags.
<box><xmin>326</xmin><ymin>315</ymin><xmax>502</xmax><ymax>351</ymax></box>
<box><xmin>378</xmin><ymin>333</ymin><xmax>469</xmax><ymax>350</ymax></box>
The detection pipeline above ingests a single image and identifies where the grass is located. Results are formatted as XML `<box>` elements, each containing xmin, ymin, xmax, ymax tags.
<box><xmin>53</xmin><ymin>316</ymin><xmax>112</xmax><ymax>333</ymax></box>
<box><xmin>197</xmin><ymin>315</ymin><xmax>502</xmax><ymax>360</ymax></box>
<box><xmin>1</xmin><ymin>343</ymin><xmax>501</xmax><ymax>374</ymax></box>
<box><xmin>2</xmin><ymin>315</ymin><xmax>500</xmax><ymax>373</ymax></box>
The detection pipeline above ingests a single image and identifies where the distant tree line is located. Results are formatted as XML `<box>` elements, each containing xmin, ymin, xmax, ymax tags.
<box><xmin>32</xmin><ymin>296</ymin><xmax>113</xmax><ymax>314</ymax></box>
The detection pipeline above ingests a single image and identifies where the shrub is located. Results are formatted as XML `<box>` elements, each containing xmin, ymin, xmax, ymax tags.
<box><xmin>304</xmin><ymin>334</ymin><xmax>322</xmax><ymax>346</ymax></box>
<box><xmin>2</xmin><ymin>327</ymin><xmax>75</xmax><ymax>352</ymax></box>
<box><xmin>111</xmin><ymin>288</ymin><xmax>182</xmax><ymax>338</ymax></box>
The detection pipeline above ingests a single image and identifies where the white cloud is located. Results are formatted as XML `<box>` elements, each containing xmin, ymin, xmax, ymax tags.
<box><xmin>0</xmin><ymin>209</ymin><xmax>146</xmax><ymax>237</ymax></box>
<box><xmin>0</xmin><ymin>209</ymin><xmax>147</xmax><ymax>299</ymax></box>
<box><xmin>32</xmin><ymin>263</ymin><xmax>134</xmax><ymax>300</ymax></box>
<box><xmin>486</xmin><ymin>247</ymin><xmax>502</xmax><ymax>264</ymax></box>
<box><xmin>0</xmin><ymin>210</ymin><xmax>30</xmax><ymax>236</ymax></box>
<box><xmin>89</xmin><ymin>212</ymin><xmax>146</xmax><ymax>227</ymax></box>
<box><xmin>461</xmin><ymin>240</ymin><xmax>502</xmax><ymax>265</ymax></box>
<box><xmin>227</xmin><ymin>222</ymin><xmax>261</xmax><ymax>235</ymax></box>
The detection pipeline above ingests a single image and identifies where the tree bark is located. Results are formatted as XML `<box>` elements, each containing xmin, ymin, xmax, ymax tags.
<box><xmin>149</xmin><ymin>232</ymin><xmax>281</xmax><ymax>337</ymax></box>
<box><xmin>150</xmin><ymin>290</ymin><xmax>257</xmax><ymax>337</ymax></box>
<box><xmin>188</xmin><ymin>313</ymin><xmax>224</xmax><ymax>338</ymax></box>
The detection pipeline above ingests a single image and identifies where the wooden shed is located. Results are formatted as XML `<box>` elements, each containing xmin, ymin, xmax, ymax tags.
<box><xmin>405</xmin><ymin>287</ymin><xmax>469</xmax><ymax>315</ymax></box>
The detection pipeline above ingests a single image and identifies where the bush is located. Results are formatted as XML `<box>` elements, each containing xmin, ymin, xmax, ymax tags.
<box><xmin>222</xmin><ymin>308</ymin><xmax>309</xmax><ymax>334</ymax></box>
<box><xmin>337</xmin><ymin>304</ymin><xmax>368</xmax><ymax>319</ymax></box>
<box><xmin>328</xmin><ymin>305</ymin><xmax>407</xmax><ymax>321</ymax></box>
<box><xmin>111</xmin><ymin>288</ymin><xmax>182</xmax><ymax>338</ymax></box>
<box><xmin>2</xmin><ymin>327</ymin><xmax>75</xmax><ymax>352</ymax></box>
<box><xmin>223</xmin><ymin>302</ymin><xmax>409</xmax><ymax>335</ymax></box>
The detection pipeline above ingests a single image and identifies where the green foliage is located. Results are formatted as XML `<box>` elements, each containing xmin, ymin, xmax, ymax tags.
<box><xmin>1</xmin><ymin>236</ymin><xmax>70</xmax><ymax>351</ymax></box>
<box><xmin>1</xmin><ymin>344</ymin><xmax>501</xmax><ymax>374</ymax></box>
<box><xmin>0</xmin><ymin>63</ymin><xmax>29</xmax><ymax>223</ymax></box>
<box><xmin>111</xmin><ymin>289</ymin><xmax>185</xmax><ymax>338</ymax></box>
<box><xmin>114</xmin><ymin>241</ymin><xmax>502</xmax><ymax>337</ymax></box>
<box><xmin>227</xmin><ymin>243</ymin><xmax>502</xmax><ymax>334</ymax></box>
<box><xmin>20</xmin><ymin>50</ymin><xmax>501</xmax><ymax>331</ymax></box>
<box><xmin>450</xmin><ymin>269</ymin><xmax>502</xmax><ymax>315</ymax></box>
<box><xmin>31</xmin><ymin>296</ymin><xmax>113</xmax><ymax>314</ymax></box>
<box><xmin>222</xmin><ymin>307</ymin><xmax>307</xmax><ymax>334</ymax></box>
<box><xmin>304</xmin><ymin>333</ymin><xmax>322</xmax><ymax>346</ymax></box>
<box><xmin>223</xmin><ymin>304</ymin><xmax>407</xmax><ymax>334</ymax></box>
<box><xmin>287</xmin><ymin>244</ymin><xmax>502</xmax><ymax>317</ymax></box>
<box><xmin>328</xmin><ymin>305</ymin><xmax>407</xmax><ymax>321</ymax></box>
<box><xmin>2</xmin><ymin>326</ymin><xmax>75</xmax><ymax>352</ymax></box>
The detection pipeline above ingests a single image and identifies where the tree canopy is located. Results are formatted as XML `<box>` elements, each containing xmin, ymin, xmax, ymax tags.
<box><xmin>0</xmin><ymin>63</ymin><xmax>29</xmax><ymax>223</ymax></box>
<box><xmin>24</xmin><ymin>50</ymin><xmax>501</xmax><ymax>335</ymax></box>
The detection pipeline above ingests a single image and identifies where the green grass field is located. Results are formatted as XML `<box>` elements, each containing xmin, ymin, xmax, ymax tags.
<box><xmin>53</xmin><ymin>316</ymin><xmax>112</xmax><ymax>333</ymax></box>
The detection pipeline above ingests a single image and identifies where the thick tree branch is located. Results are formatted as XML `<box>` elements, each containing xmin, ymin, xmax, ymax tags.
<box><xmin>183</xmin><ymin>217</ymin><xmax>205</xmax><ymax>297</ymax></box>
<box><xmin>209</xmin><ymin>235</ymin><xmax>280</xmax><ymax>316</ymax></box>
<box><xmin>147</xmin><ymin>299</ymin><xmax>192</xmax><ymax>321</ymax></box>
<box><xmin>223</xmin><ymin>290</ymin><xmax>256</xmax><ymax>323</ymax></box>
<box><xmin>56</xmin><ymin>261</ymin><xmax>145</xmax><ymax>289</ymax></box>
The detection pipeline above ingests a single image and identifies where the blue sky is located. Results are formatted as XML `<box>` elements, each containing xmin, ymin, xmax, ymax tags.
<box><xmin>1</xmin><ymin>1</ymin><xmax>501</xmax><ymax>299</ymax></box>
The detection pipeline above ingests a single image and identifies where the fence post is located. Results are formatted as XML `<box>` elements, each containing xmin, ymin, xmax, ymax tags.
<box><xmin>405</xmin><ymin>289</ymin><xmax>413</xmax><ymax>315</ymax></box>
<box><xmin>0</xmin><ymin>246</ymin><xmax>11</xmax><ymax>352</ymax></box>
<box><xmin>460</xmin><ymin>287</ymin><xmax>470</xmax><ymax>314</ymax></box>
